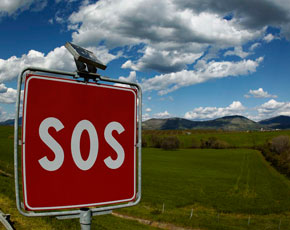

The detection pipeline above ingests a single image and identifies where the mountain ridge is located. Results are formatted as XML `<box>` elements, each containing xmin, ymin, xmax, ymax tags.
<box><xmin>2</xmin><ymin>115</ymin><xmax>290</xmax><ymax>131</ymax></box>
<box><xmin>143</xmin><ymin>115</ymin><xmax>290</xmax><ymax>131</ymax></box>
<box><xmin>259</xmin><ymin>115</ymin><xmax>290</xmax><ymax>129</ymax></box>
<box><xmin>0</xmin><ymin>118</ymin><xmax>22</xmax><ymax>126</ymax></box>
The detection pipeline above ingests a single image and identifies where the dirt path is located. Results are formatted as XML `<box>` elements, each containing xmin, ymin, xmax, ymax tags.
<box><xmin>112</xmin><ymin>212</ymin><xmax>201</xmax><ymax>230</ymax></box>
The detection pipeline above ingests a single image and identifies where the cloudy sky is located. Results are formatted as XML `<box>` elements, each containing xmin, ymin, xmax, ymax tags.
<box><xmin>1</xmin><ymin>0</ymin><xmax>290</xmax><ymax>122</ymax></box>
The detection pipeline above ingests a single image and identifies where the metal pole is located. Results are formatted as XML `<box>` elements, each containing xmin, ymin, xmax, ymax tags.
<box><xmin>80</xmin><ymin>208</ymin><xmax>92</xmax><ymax>230</ymax></box>
<box><xmin>0</xmin><ymin>210</ymin><xmax>14</xmax><ymax>230</ymax></box>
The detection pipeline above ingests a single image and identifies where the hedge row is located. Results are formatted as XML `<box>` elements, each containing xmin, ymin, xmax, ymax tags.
<box><xmin>142</xmin><ymin>135</ymin><xmax>230</xmax><ymax>150</ymax></box>
<box><xmin>259</xmin><ymin>135</ymin><xmax>290</xmax><ymax>178</ymax></box>
<box><xmin>142</xmin><ymin>135</ymin><xmax>180</xmax><ymax>150</ymax></box>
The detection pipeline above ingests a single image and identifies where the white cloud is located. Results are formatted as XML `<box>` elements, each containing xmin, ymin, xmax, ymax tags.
<box><xmin>145</xmin><ymin>108</ymin><xmax>152</xmax><ymax>112</ymax></box>
<box><xmin>0</xmin><ymin>46</ymin><xmax>119</xmax><ymax>83</ymax></box>
<box><xmin>176</xmin><ymin>0</ymin><xmax>290</xmax><ymax>38</ymax></box>
<box><xmin>142</xmin><ymin>57</ymin><xmax>263</xmax><ymax>95</ymax></box>
<box><xmin>0</xmin><ymin>107</ymin><xmax>14</xmax><ymax>122</ymax></box>
<box><xmin>184</xmin><ymin>101</ymin><xmax>245</xmax><ymax>120</ymax></box>
<box><xmin>88</xmin><ymin>46</ymin><xmax>122</xmax><ymax>66</ymax></box>
<box><xmin>142</xmin><ymin>113</ymin><xmax>151</xmax><ymax>121</ymax></box>
<box><xmin>0</xmin><ymin>84</ymin><xmax>8</xmax><ymax>93</ymax></box>
<box><xmin>147</xmin><ymin>96</ymin><xmax>152</xmax><ymax>100</ymax></box>
<box><xmin>183</xmin><ymin>99</ymin><xmax>290</xmax><ymax>122</ymax></box>
<box><xmin>256</xmin><ymin>99</ymin><xmax>290</xmax><ymax>120</ymax></box>
<box><xmin>263</xmin><ymin>33</ymin><xmax>277</xmax><ymax>43</ymax></box>
<box><xmin>153</xmin><ymin>110</ymin><xmax>171</xmax><ymax>119</ymax></box>
<box><xmin>69</xmin><ymin>2</ymin><xmax>263</xmax><ymax>48</ymax></box>
<box><xmin>0</xmin><ymin>47</ymin><xmax>72</xmax><ymax>82</ymax></box>
<box><xmin>244</xmin><ymin>88</ymin><xmax>277</xmax><ymax>98</ymax></box>
<box><xmin>66</xmin><ymin>0</ymin><xmax>290</xmax><ymax>75</ymax></box>
<box><xmin>224</xmin><ymin>46</ymin><xmax>251</xmax><ymax>58</ymax></box>
<box><xmin>249</xmin><ymin>43</ymin><xmax>261</xmax><ymax>51</ymax></box>
<box><xmin>0</xmin><ymin>88</ymin><xmax>18</xmax><ymax>104</ymax></box>
<box><xmin>55</xmin><ymin>13</ymin><xmax>65</xmax><ymax>24</ymax></box>
<box><xmin>118</xmin><ymin>71</ymin><xmax>137</xmax><ymax>83</ymax></box>
<box><xmin>115</xmin><ymin>71</ymin><xmax>138</xmax><ymax>88</ymax></box>
<box><xmin>0</xmin><ymin>83</ymin><xmax>23</xmax><ymax>104</ymax></box>
<box><xmin>0</xmin><ymin>0</ymin><xmax>47</xmax><ymax>16</ymax></box>
<box><xmin>122</xmin><ymin>46</ymin><xmax>203</xmax><ymax>73</ymax></box>
<box><xmin>68</xmin><ymin>0</ymin><xmax>266</xmax><ymax>73</ymax></box>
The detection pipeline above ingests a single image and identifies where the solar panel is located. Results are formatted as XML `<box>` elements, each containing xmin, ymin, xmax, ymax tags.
<box><xmin>65</xmin><ymin>42</ymin><xmax>107</xmax><ymax>70</ymax></box>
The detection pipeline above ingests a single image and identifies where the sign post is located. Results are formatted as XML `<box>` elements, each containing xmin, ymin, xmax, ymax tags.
<box><xmin>80</xmin><ymin>208</ymin><xmax>92</xmax><ymax>230</ymax></box>
<box><xmin>14</xmin><ymin>43</ymin><xmax>142</xmax><ymax>229</ymax></box>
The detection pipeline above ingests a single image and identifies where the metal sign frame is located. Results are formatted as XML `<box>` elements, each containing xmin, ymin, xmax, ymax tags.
<box><xmin>14</xmin><ymin>66</ymin><xmax>142</xmax><ymax>218</ymax></box>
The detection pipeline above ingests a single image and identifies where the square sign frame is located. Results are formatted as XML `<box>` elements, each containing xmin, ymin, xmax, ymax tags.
<box><xmin>14</xmin><ymin>67</ymin><xmax>142</xmax><ymax>218</ymax></box>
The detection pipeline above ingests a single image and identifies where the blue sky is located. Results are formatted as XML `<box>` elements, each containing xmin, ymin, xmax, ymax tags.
<box><xmin>1</xmin><ymin>0</ymin><xmax>290</xmax><ymax>122</ymax></box>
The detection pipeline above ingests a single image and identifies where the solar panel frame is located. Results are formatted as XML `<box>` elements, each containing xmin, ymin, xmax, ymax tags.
<box><xmin>65</xmin><ymin>42</ymin><xmax>107</xmax><ymax>70</ymax></box>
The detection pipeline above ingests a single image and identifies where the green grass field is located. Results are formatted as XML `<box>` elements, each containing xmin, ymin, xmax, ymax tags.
<box><xmin>141</xmin><ymin>148</ymin><xmax>290</xmax><ymax>213</ymax></box>
<box><xmin>0</xmin><ymin>126</ymin><xmax>290</xmax><ymax>229</ymax></box>
<box><xmin>0</xmin><ymin>126</ymin><xmax>14</xmax><ymax>175</ymax></box>
<box><xmin>120</xmin><ymin>148</ymin><xmax>290</xmax><ymax>229</ymax></box>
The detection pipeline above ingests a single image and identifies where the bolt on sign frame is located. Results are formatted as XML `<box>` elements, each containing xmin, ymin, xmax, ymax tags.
<box><xmin>14</xmin><ymin>67</ymin><xmax>142</xmax><ymax>218</ymax></box>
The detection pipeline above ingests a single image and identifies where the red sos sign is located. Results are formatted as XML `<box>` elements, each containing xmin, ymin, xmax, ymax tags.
<box><xmin>22</xmin><ymin>74</ymin><xmax>137</xmax><ymax>211</ymax></box>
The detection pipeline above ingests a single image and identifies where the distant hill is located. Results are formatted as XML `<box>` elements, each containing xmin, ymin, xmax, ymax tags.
<box><xmin>0</xmin><ymin>119</ymin><xmax>15</xmax><ymax>126</ymax></box>
<box><xmin>259</xmin><ymin>115</ymin><xmax>290</xmax><ymax>129</ymax></box>
<box><xmin>3</xmin><ymin>115</ymin><xmax>290</xmax><ymax>131</ymax></box>
<box><xmin>142</xmin><ymin>117</ymin><xmax>199</xmax><ymax>130</ymax></box>
<box><xmin>0</xmin><ymin>118</ymin><xmax>22</xmax><ymax>126</ymax></box>
<box><xmin>143</xmin><ymin>115</ymin><xmax>264</xmax><ymax>131</ymax></box>
<box><xmin>195</xmin><ymin>115</ymin><xmax>263</xmax><ymax>131</ymax></box>
<box><xmin>141</xmin><ymin>118</ymin><xmax>167</xmax><ymax>130</ymax></box>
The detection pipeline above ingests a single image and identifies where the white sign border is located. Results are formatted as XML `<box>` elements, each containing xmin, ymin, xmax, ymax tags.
<box><xmin>22</xmin><ymin>75</ymin><xmax>137</xmax><ymax>211</ymax></box>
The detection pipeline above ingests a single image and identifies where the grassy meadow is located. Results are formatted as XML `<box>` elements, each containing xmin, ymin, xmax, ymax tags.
<box><xmin>0</xmin><ymin>126</ymin><xmax>290</xmax><ymax>229</ymax></box>
<box><xmin>120</xmin><ymin>148</ymin><xmax>290</xmax><ymax>229</ymax></box>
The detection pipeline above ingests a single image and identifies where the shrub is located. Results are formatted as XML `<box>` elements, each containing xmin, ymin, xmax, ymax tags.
<box><xmin>142</xmin><ymin>136</ymin><xmax>147</xmax><ymax>147</ymax></box>
<box><xmin>211</xmin><ymin>139</ymin><xmax>229</xmax><ymax>149</ymax></box>
<box><xmin>260</xmin><ymin>136</ymin><xmax>290</xmax><ymax>178</ymax></box>
<box><xmin>161</xmin><ymin>136</ymin><xmax>180</xmax><ymax>150</ymax></box>
<box><xmin>151</xmin><ymin>134</ymin><xmax>162</xmax><ymax>148</ymax></box>
<box><xmin>270</xmin><ymin>135</ymin><xmax>290</xmax><ymax>165</ymax></box>
<box><xmin>200</xmin><ymin>137</ymin><xmax>229</xmax><ymax>149</ymax></box>
<box><xmin>271</xmin><ymin>135</ymin><xmax>290</xmax><ymax>155</ymax></box>
<box><xmin>200</xmin><ymin>138</ymin><xmax>206</xmax><ymax>149</ymax></box>
<box><xmin>191</xmin><ymin>137</ymin><xmax>200</xmax><ymax>148</ymax></box>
